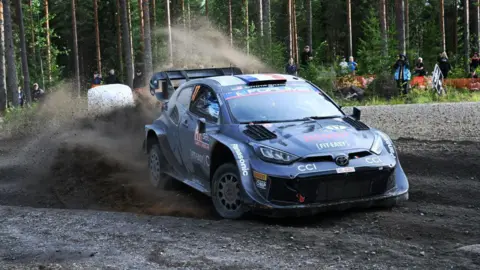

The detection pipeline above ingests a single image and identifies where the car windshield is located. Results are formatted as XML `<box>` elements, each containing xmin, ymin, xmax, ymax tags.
<box><xmin>222</xmin><ymin>82</ymin><xmax>344</xmax><ymax>123</ymax></box>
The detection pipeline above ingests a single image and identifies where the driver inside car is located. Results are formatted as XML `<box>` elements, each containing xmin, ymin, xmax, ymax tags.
<box><xmin>204</xmin><ymin>91</ymin><xmax>219</xmax><ymax>120</ymax></box>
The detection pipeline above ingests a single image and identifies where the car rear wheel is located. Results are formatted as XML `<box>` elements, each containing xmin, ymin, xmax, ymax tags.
<box><xmin>148</xmin><ymin>144</ymin><xmax>173</xmax><ymax>190</ymax></box>
<box><xmin>211</xmin><ymin>163</ymin><xmax>247</xmax><ymax>219</ymax></box>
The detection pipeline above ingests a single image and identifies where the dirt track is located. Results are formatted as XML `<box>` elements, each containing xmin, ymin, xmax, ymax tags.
<box><xmin>0</xmin><ymin>137</ymin><xmax>479</xmax><ymax>269</ymax></box>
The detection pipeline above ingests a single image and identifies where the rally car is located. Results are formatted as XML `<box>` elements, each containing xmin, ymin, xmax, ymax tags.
<box><xmin>143</xmin><ymin>67</ymin><xmax>409</xmax><ymax>219</ymax></box>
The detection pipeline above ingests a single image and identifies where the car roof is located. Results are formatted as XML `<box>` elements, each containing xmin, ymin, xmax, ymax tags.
<box><xmin>205</xmin><ymin>74</ymin><xmax>307</xmax><ymax>91</ymax></box>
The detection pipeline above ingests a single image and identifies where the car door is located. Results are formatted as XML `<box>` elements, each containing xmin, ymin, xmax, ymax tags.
<box><xmin>162</xmin><ymin>85</ymin><xmax>194</xmax><ymax>178</ymax></box>
<box><xmin>178</xmin><ymin>84</ymin><xmax>219</xmax><ymax>188</ymax></box>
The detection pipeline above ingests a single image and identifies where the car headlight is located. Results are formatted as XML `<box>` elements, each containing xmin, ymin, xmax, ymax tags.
<box><xmin>258</xmin><ymin>146</ymin><xmax>299</xmax><ymax>164</ymax></box>
<box><xmin>370</xmin><ymin>135</ymin><xmax>383</xmax><ymax>155</ymax></box>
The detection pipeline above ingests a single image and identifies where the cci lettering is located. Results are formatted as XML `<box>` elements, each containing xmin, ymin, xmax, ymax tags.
<box><xmin>298</xmin><ymin>164</ymin><xmax>317</xmax><ymax>172</ymax></box>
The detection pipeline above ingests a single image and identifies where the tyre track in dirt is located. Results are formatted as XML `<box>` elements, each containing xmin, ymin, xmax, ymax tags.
<box><xmin>0</xmin><ymin>139</ymin><xmax>479</xmax><ymax>269</ymax></box>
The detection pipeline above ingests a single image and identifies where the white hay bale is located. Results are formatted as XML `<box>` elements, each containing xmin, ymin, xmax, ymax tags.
<box><xmin>87</xmin><ymin>84</ymin><xmax>134</xmax><ymax>114</ymax></box>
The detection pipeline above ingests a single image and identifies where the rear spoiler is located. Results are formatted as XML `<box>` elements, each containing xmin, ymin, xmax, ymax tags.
<box><xmin>149</xmin><ymin>67</ymin><xmax>243</xmax><ymax>101</ymax></box>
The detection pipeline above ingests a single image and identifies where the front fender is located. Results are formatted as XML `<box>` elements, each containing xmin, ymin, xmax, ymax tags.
<box><xmin>144</xmin><ymin>123</ymin><xmax>167</xmax><ymax>153</ymax></box>
<box><xmin>210</xmin><ymin>134</ymin><xmax>258</xmax><ymax>205</ymax></box>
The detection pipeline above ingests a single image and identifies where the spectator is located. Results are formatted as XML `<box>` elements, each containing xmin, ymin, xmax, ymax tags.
<box><xmin>300</xmin><ymin>45</ymin><xmax>313</xmax><ymax>68</ymax></box>
<box><xmin>339</xmin><ymin>57</ymin><xmax>348</xmax><ymax>75</ymax></box>
<box><xmin>17</xmin><ymin>86</ymin><xmax>25</xmax><ymax>107</ymax></box>
<box><xmin>133</xmin><ymin>69</ymin><xmax>145</xmax><ymax>89</ymax></box>
<box><xmin>413</xmin><ymin>57</ymin><xmax>427</xmax><ymax>76</ymax></box>
<box><xmin>91</xmin><ymin>71</ymin><xmax>103</xmax><ymax>87</ymax></box>
<box><xmin>105</xmin><ymin>69</ymin><xmax>121</xmax><ymax>84</ymax></box>
<box><xmin>471</xmin><ymin>52</ymin><xmax>480</xmax><ymax>77</ymax></box>
<box><xmin>437</xmin><ymin>52</ymin><xmax>451</xmax><ymax>79</ymax></box>
<box><xmin>31</xmin><ymin>83</ymin><xmax>45</xmax><ymax>102</ymax></box>
<box><xmin>285</xmin><ymin>58</ymin><xmax>297</xmax><ymax>75</ymax></box>
<box><xmin>393</xmin><ymin>54</ymin><xmax>411</xmax><ymax>95</ymax></box>
<box><xmin>347</xmin><ymin>56</ymin><xmax>357</xmax><ymax>75</ymax></box>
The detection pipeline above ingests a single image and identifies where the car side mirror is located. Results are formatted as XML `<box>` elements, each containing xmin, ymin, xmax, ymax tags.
<box><xmin>351</xmin><ymin>107</ymin><xmax>361</xmax><ymax>120</ymax></box>
<box><xmin>198</xmin><ymin>118</ymin><xmax>206</xmax><ymax>133</ymax></box>
<box><xmin>197</xmin><ymin>117</ymin><xmax>220</xmax><ymax>134</ymax></box>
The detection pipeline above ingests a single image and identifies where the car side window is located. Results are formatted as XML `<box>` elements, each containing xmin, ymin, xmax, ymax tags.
<box><xmin>176</xmin><ymin>86</ymin><xmax>194</xmax><ymax>109</ymax></box>
<box><xmin>189</xmin><ymin>85</ymin><xmax>219</xmax><ymax>123</ymax></box>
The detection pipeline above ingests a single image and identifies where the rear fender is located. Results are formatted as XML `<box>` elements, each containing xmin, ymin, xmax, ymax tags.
<box><xmin>210</xmin><ymin>134</ymin><xmax>257</xmax><ymax>204</ymax></box>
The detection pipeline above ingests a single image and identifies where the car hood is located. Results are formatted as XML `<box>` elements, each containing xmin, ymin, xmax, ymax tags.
<box><xmin>240</xmin><ymin>118</ymin><xmax>376</xmax><ymax>157</ymax></box>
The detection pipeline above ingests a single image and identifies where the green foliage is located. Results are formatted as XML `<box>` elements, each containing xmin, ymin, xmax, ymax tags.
<box><xmin>357</xmin><ymin>9</ymin><xmax>397</xmax><ymax>75</ymax></box>
<box><xmin>301</xmin><ymin>64</ymin><xmax>337</xmax><ymax>95</ymax></box>
<box><xmin>0</xmin><ymin>103</ymin><xmax>38</xmax><ymax>136</ymax></box>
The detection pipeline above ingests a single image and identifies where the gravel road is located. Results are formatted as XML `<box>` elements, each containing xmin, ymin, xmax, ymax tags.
<box><xmin>1</xmin><ymin>102</ymin><xmax>479</xmax><ymax>269</ymax></box>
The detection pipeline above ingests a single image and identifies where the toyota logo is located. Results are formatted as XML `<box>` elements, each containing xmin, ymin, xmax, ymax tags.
<box><xmin>335</xmin><ymin>154</ymin><xmax>349</xmax><ymax>166</ymax></box>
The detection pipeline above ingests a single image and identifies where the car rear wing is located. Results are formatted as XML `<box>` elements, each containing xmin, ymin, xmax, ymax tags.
<box><xmin>149</xmin><ymin>66</ymin><xmax>243</xmax><ymax>101</ymax></box>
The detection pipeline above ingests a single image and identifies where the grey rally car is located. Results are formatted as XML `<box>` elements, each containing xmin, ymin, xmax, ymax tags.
<box><xmin>143</xmin><ymin>67</ymin><xmax>409</xmax><ymax>219</ymax></box>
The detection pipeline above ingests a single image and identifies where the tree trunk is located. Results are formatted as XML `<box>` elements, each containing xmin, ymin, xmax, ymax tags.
<box><xmin>127</xmin><ymin>0</ymin><xmax>134</xmax><ymax>64</ymax></box>
<box><xmin>454</xmin><ymin>1</ymin><xmax>458</xmax><ymax>54</ymax></box>
<box><xmin>244</xmin><ymin>0</ymin><xmax>249</xmax><ymax>55</ymax></box>
<box><xmin>475</xmin><ymin>0</ymin><xmax>480</xmax><ymax>52</ymax></box>
<box><xmin>464</xmin><ymin>0</ymin><xmax>470</xmax><ymax>73</ymax></box>
<box><xmin>3</xmin><ymin>0</ymin><xmax>18</xmax><ymax>106</ymax></box>
<box><xmin>258</xmin><ymin>0</ymin><xmax>263</xmax><ymax>43</ymax></box>
<box><xmin>15</xmin><ymin>0</ymin><xmax>31</xmax><ymax>104</ymax></box>
<box><xmin>120</xmin><ymin>0</ymin><xmax>133</xmax><ymax>88</ymax></box>
<box><xmin>263</xmin><ymin>0</ymin><xmax>271</xmax><ymax>54</ymax></box>
<box><xmin>94</xmin><ymin>0</ymin><xmax>101</xmax><ymax>73</ymax></box>
<box><xmin>166</xmin><ymin>0</ymin><xmax>173</xmax><ymax>65</ymax></box>
<box><xmin>395</xmin><ymin>0</ymin><xmax>405</xmax><ymax>55</ymax></box>
<box><xmin>228</xmin><ymin>0</ymin><xmax>233</xmax><ymax>47</ymax></box>
<box><xmin>205</xmin><ymin>0</ymin><xmax>208</xmax><ymax>18</ymax></box>
<box><xmin>143</xmin><ymin>0</ymin><xmax>152</xmax><ymax>80</ymax></box>
<box><xmin>152</xmin><ymin>0</ymin><xmax>156</xmax><ymax>61</ymax></box>
<box><xmin>71</xmin><ymin>0</ymin><xmax>80</xmax><ymax>96</ymax></box>
<box><xmin>293</xmin><ymin>0</ymin><xmax>298</xmax><ymax>65</ymax></box>
<box><xmin>379</xmin><ymin>0</ymin><xmax>388</xmax><ymax>55</ymax></box>
<box><xmin>116</xmin><ymin>0</ymin><xmax>124</xmax><ymax>79</ymax></box>
<box><xmin>288</xmin><ymin>0</ymin><xmax>292</xmax><ymax>58</ymax></box>
<box><xmin>28</xmin><ymin>1</ymin><xmax>35</xmax><ymax>60</ymax></box>
<box><xmin>440</xmin><ymin>0</ymin><xmax>446</xmax><ymax>52</ymax></box>
<box><xmin>181</xmin><ymin>0</ymin><xmax>185</xmax><ymax>29</ymax></box>
<box><xmin>306</xmin><ymin>0</ymin><xmax>312</xmax><ymax>48</ymax></box>
<box><xmin>0</xmin><ymin>1</ymin><xmax>5</xmax><ymax>112</ymax></box>
<box><xmin>44</xmin><ymin>0</ymin><xmax>51</xmax><ymax>83</ymax></box>
<box><xmin>347</xmin><ymin>0</ymin><xmax>352</xmax><ymax>57</ymax></box>
<box><xmin>138</xmin><ymin>0</ymin><xmax>144</xmax><ymax>54</ymax></box>
<box><xmin>405</xmin><ymin>0</ymin><xmax>409</xmax><ymax>50</ymax></box>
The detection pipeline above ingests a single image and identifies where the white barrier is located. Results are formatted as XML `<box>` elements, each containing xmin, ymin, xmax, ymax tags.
<box><xmin>87</xmin><ymin>84</ymin><xmax>135</xmax><ymax>115</ymax></box>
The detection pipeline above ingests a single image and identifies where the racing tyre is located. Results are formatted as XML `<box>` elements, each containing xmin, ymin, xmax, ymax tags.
<box><xmin>211</xmin><ymin>163</ymin><xmax>247</xmax><ymax>219</ymax></box>
<box><xmin>148</xmin><ymin>144</ymin><xmax>173</xmax><ymax>190</ymax></box>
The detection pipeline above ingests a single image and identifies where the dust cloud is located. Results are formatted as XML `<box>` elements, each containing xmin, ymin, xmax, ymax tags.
<box><xmin>1</xmin><ymin>20</ymin><xmax>266</xmax><ymax>219</ymax></box>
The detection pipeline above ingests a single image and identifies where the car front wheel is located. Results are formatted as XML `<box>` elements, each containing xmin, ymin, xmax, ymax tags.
<box><xmin>148</xmin><ymin>144</ymin><xmax>173</xmax><ymax>190</ymax></box>
<box><xmin>211</xmin><ymin>163</ymin><xmax>248</xmax><ymax>219</ymax></box>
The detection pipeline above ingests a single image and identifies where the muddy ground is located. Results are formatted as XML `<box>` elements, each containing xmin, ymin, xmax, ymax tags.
<box><xmin>0</xmin><ymin>136</ymin><xmax>479</xmax><ymax>269</ymax></box>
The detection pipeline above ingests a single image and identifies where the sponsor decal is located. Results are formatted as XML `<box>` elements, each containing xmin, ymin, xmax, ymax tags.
<box><xmin>325</xmin><ymin>125</ymin><xmax>347</xmax><ymax>130</ymax></box>
<box><xmin>190</xmin><ymin>150</ymin><xmax>210</xmax><ymax>167</ymax></box>
<box><xmin>366</xmin><ymin>157</ymin><xmax>382</xmax><ymax>164</ymax></box>
<box><xmin>316</xmin><ymin>141</ymin><xmax>348</xmax><ymax>150</ymax></box>
<box><xmin>191</xmin><ymin>85</ymin><xmax>201</xmax><ymax>101</ymax></box>
<box><xmin>378</xmin><ymin>132</ymin><xmax>396</xmax><ymax>158</ymax></box>
<box><xmin>223</xmin><ymin>87</ymin><xmax>312</xmax><ymax>100</ymax></box>
<box><xmin>194</xmin><ymin>126</ymin><xmax>210</xmax><ymax>150</ymax></box>
<box><xmin>255</xmin><ymin>180</ymin><xmax>267</xmax><ymax>189</ymax></box>
<box><xmin>232</xmin><ymin>144</ymin><xmax>249</xmax><ymax>176</ymax></box>
<box><xmin>297</xmin><ymin>164</ymin><xmax>317</xmax><ymax>172</ymax></box>
<box><xmin>303</xmin><ymin>132</ymin><xmax>348</xmax><ymax>142</ymax></box>
<box><xmin>253</xmin><ymin>171</ymin><xmax>268</xmax><ymax>181</ymax></box>
<box><xmin>336</xmin><ymin>167</ymin><xmax>355</xmax><ymax>174</ymax></box>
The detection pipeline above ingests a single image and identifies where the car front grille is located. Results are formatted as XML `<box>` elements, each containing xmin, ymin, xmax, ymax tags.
<box><xmin>267</xmin><ymin>169</ymin><xmax>395</xmax><ymax>204</ymax></box>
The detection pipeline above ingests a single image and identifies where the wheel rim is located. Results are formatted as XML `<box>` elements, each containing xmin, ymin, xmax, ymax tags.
<box><xmin>216</xmin><ymin>173</ymin><xmax>242</xmax><ymax>212</ymax></box>
<box><xmin>149</xmin><ymin>151</ymin><xmax>161</xmax><ymax>186</ymax></box>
